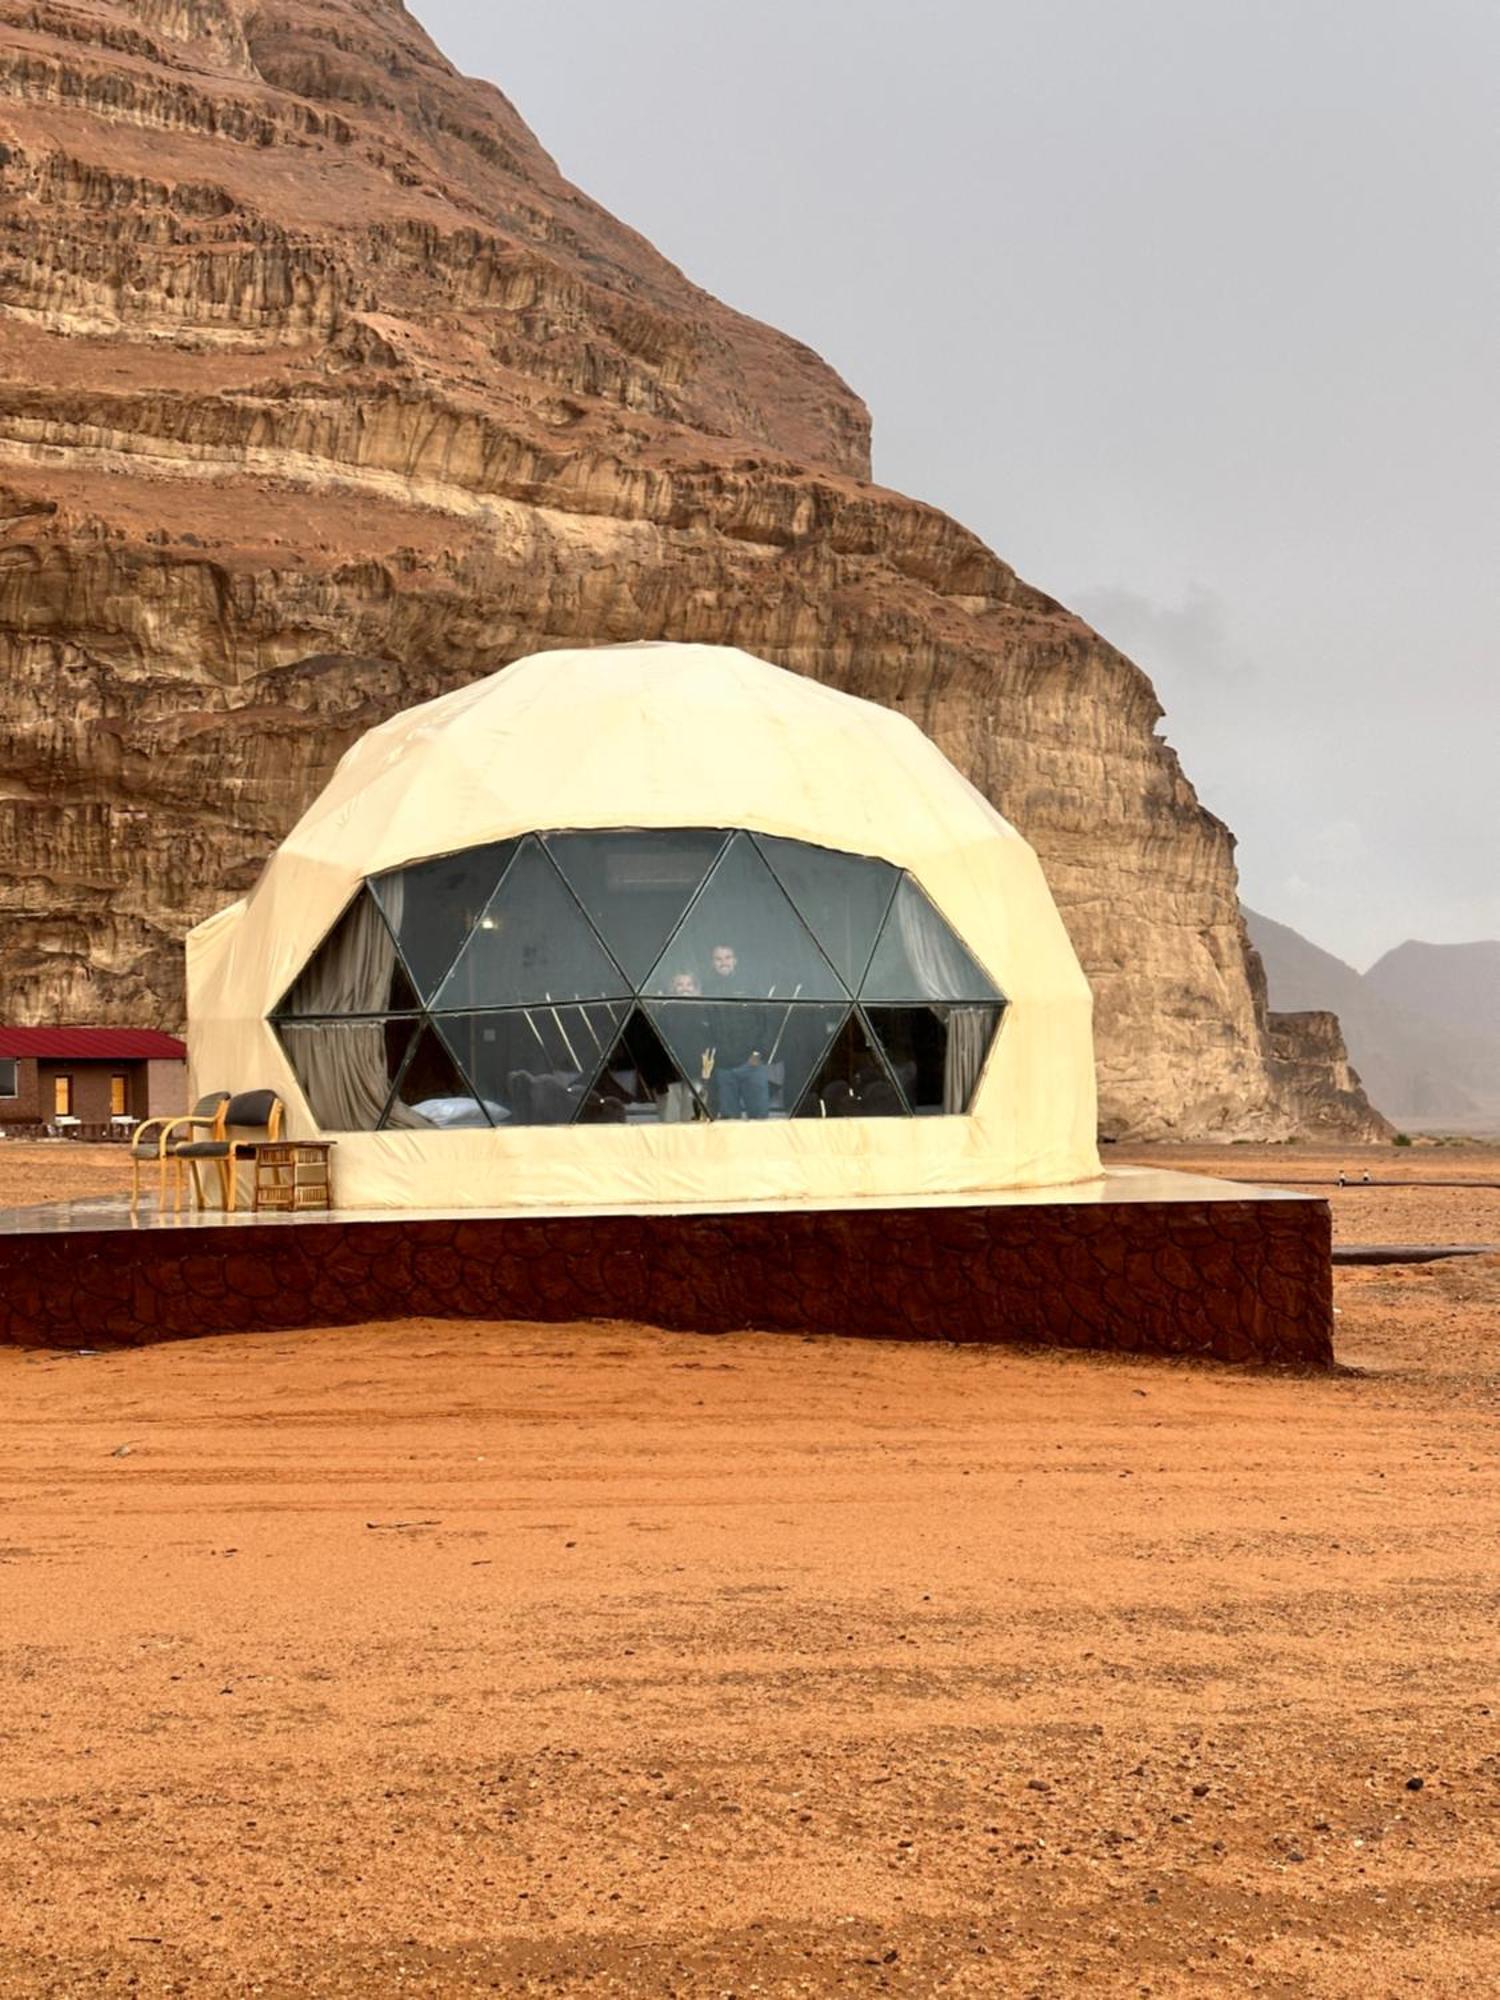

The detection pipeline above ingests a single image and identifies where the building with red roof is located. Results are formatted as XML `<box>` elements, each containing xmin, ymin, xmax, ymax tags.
<box><xmin>0</xmin><ymin>1028</ymin><xmax>187</xmax><ymax>1135</ymax></box>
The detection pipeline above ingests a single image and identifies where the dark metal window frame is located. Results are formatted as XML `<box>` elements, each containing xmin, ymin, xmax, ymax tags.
<box><xmin>271</xmin><ymin>829</ymin><xmax>1007</xmax><ymax>1131</ymax></box>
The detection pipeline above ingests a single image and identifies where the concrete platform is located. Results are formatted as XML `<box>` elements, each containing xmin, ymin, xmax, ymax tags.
<box><xmin>0</xmin><ymin>1167</ymin><xmax>1332</xmax><ymax>1366</ymax></box>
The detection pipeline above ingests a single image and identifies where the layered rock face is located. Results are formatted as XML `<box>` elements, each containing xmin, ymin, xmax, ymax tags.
<box><xmin>0</xmin><ymin>0</ymin><xmax>1382</xmax><ymax>1138</ymax></box>
<box><xmin>1263</xmin><ymin>1011</ymin><xmax>1394</xmax><ymax>1141</ymax></box>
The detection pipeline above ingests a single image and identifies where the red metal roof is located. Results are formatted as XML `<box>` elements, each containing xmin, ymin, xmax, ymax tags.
<box><xmin>0</xmin><ymin>1027</ymin><xmax>186</xmax><ymax>1061</ymax></box>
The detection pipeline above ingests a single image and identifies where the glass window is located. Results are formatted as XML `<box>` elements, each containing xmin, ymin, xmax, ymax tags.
<box><xmin>0</xmin><ymin>1059</ymin><xmax>16</xmax><ymax>1098</ymax></box>
<box><xmin>434</xmin><ymin>839</ymin><xmax>631</xmax><ymax>1012</ymax></box>
<box><xmin>545</xmin><ymin>830</ymin><xmax>729</xmax><ymax>986</ymax></box>
<box><xmin>271</xmin><ymin>829</ymin><xmax>1007</xmax><ymax>1130</ymax></box>
<box><xmin>643</xmin><ymin>832</ymin><xmax>845</xmax><ymax>1003</ymax></box>
<box><xmin>644</xmin><ymin>999</ymin><xmax>847</xmax><ymax>1120</ymax></box>
<box><xmin>860</xmin><ymin>877</ymin><xmax>1002</xmax><ymax>1005</ymax></box>
<box><xmin>383</xmin><ymin>1023</ymin><xmax>493</xmax><ymax>1129</ymax></box>
<box><xmin>372</xmin><ymin>840</ymin><xmax>519</xmax><ymax>1001</ymax></box>
<box><xmin>795</xmin><ymin>1010</ymin><xmax>906</xmax><ymax>1119</ymax></box>
<box><xmin>578</xmin><ymin>1008</ymin><xmax>700</xmax><ymax>1124</ymax></box>
<box><xmin>278</xmin><ymin>1018</ymin><xmax>419</xmax><ymax>1131</ymax></box>
<box><xmin>436</xmin><ymin>1003</ymin><xmax>628</xmax><ymax>1126</ymax></box>
<box><xmin>277</xmin><ymin>889</ymin><xmax>419</xmax><ymax>1017</ymax></box>
<box><xmin>864</xmin><ymin>1005</ymin><xmax>1002</xmax><ymax>1114</ymax></box>
<box><xmin>753</xmin><ymin>835</ymin><xmax>899</xmax><ymax>993</ymax></box>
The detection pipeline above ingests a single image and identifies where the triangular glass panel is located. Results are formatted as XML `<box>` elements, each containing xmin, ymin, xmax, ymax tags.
<box><xmin>276</xmin><ymin>1016</ymin><xmax>420</xmax><ymax>1132</ymax></box>
<box><xmin>641</xmin><ymin>832</ymin><xmax>845</xmax><ymax>1003</ymax></box>
<box><xmin>578</xmin><ymin>1007</ymin><xmax>700</xmax><ymax>1125</ymax></box>
<box><xmin>381</xmin><ymin>1022</ymin><xmax>494</xmax><ymax>1129</ymax></box>
<box><xmin>275</xmin><ymin>889</ymin><xmax>419</xmax><ymax>1017</ymax></box>
<box><xmin>864</xmin><ymin>1004</ymin><xmax>1003</xmax><ymax>1114</ymax></box>
<box><xmin>371</xmin><ymin>838</ymin><xmax>520</xmax><ymax>1001</ymax></box>
<box><xmin>545</xmin><ymin>829</ymin><xmax>730</xmax><ymax>986</ymax></box>
<box><xmin>753</xmin><ymin>835</ymin><xmax>899</xmax><ymax>994</ymax></box>
<box><xmin>644</xmin><ymin>999</ymin><xmax>847</xmax><ymax>1121</ymax></box>
<box><xmin>859</xmin><ymin>876</ymin><xmax>1003</xmax><ymax>1004</ymax></box>
<box><xmin>433</xmin><ymin>839</ymin><xmax>632</xmax><ymax>1012</ymax></box>
<box><xmin>792</xmin><ymin>1009</ymin><xmax>906</xmax><ymax>1119</ymax></box>
<box><xmin>436</xmin><ymin>1003</ymin><xmax>629</xmax><ymax>1127</ymax></box>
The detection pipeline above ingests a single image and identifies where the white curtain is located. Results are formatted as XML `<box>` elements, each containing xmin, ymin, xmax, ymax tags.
<box><xmin>286</xmin><ymin>1022</ymin><xmax>423</xmax><ymax>1131</ymax></box>
<box><xmin>895</xmin><ymin>883</ymin><xmax>978</xmax><ymax>1000</ymax></box>
<box><xmin>894</xmin><ymin>886</ymin><xmax>992</xmax><ymax>1111</ymax></box>
<box><xmin>290</xmin><ymin>892</ymin><xmax>396</xmax><ymax>1013</ymax></box>
<box><xmin>284</xmin><ymin>891</ymin><xmax>425</xmax><ymax>1129</ymax></box>
<box><xmin>942</xmin><ymin>1008</ymin><xmax>992</xmax><ymax>1113</ymax></box>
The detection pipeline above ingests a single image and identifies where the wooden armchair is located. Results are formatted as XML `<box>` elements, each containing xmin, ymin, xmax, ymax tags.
<box><xmin>173</xmin><ymin>1089</ymin><xmax>285</xmax><ymax>1212</ymax></box>
<box><xmin>130</xmin><ymin>1093</ymin><xmax>230</xmax><ymax>1210</ymax></box>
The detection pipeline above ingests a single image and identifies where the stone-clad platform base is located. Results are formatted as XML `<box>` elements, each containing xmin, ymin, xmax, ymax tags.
<box><xmin>0</xmin><ymin>1168</ymin><xmax>1332</xmax><ymax>1367</ymax></box>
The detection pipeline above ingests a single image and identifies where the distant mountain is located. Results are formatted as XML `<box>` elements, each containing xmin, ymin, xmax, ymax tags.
<box><xmin>1246</xmin><ymin>912</ymin><xmax>1500</xmax><ymax>1129</ymax></box>
<box><xmin>1365</xmin><ymin>941</ymin><xmax>1500</xmax><ymax>1046</ymax></box>
<box><xmin>1247</xmin><ymin>913</ymin><xmax>1367</xmax><ymax>1020</ymax></box>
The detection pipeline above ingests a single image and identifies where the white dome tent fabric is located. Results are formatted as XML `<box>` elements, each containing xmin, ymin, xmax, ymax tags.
<box><xmin>187</xmin><ymin>643</ymin><xmax>1099</xmax><ymax>1209</ymax></box>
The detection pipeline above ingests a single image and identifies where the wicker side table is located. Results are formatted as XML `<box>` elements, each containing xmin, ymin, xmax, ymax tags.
<box><xmin>251</xmin><ymin>1140</ymin><xmax>336</xmax><ymax>1214</ymax></box>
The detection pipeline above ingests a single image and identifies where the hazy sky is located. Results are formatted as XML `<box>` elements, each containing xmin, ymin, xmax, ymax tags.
<box><xmin>412</xmin><ymin>0</ymin><xmax>1497</xmax><ymax>969</ymax></box>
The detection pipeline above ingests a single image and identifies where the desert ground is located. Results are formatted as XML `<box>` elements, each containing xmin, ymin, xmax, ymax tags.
<box><xmin>2</xmin><ymin>1142</ymin><xmax>1499</xmax><ymax>1997</ymax></box>
<box><xmin>1118</xmin><ymin>1142</ymin><xmax>1500</xmax><ymax>1250</ymax></box>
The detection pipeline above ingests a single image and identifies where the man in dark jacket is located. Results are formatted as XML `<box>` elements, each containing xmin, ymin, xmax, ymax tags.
<box><xmin>704</xmin><ymin>943</ymin><xmax>774</xmax><ymax>1118</ymax></box>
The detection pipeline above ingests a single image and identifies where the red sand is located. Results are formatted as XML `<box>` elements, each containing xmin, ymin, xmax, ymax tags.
<box><xmin>2</xmin><ymin>1143</ymin><xmax>1499</xmax><ymax>1995</ymax></box>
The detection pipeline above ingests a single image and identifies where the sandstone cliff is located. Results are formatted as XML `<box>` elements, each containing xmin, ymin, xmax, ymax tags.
<box><xmin>0</xmin><ymin>0</ymin><xmax>1384</xmax><ymax>1138</ymax></box>
<box><xmin>1263</xmin><ymin>1011</ymin><xmax>1394</xmax><ymax>1142</ymax></box>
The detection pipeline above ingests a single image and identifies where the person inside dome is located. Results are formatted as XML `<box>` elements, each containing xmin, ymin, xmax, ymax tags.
<box><xmin>704</xmin><ymin>943</ymin><xmax>773</xmax><ymax>1119</ymax></box>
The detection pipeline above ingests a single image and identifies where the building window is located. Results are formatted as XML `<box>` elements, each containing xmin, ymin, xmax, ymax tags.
<box><xmin>272</xmin><ymin>831</ymin><xmax>1006</xmax><ymax>1133</ymax></box>
<box><xmin>110</xmin><ymin>1074</ymin><xmax>129</xmax><ymax>1118</ymax></box>
<box><xmin>54</xmin><ymin>1075</ymin><xmax>74</xmax><ymax>1118</ymax></box>
<box><xmin>0</xmin><ymin>1059</ymin><xmax>15</xmax><ymax>1098</ymax></box>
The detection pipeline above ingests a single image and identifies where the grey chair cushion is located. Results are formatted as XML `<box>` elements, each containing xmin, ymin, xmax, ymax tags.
<box><xmin>226</xmin><ymin>1089</ymin><xmax>279</xmax><ymax>1128</ymax></box>
<box><xmin>173</xmin><ymin>1140</ymin><xmax>231</xmax><ymax>1160</ymax></box>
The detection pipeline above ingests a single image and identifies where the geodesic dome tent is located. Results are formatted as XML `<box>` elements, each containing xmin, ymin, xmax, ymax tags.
<box><xmin>187</xmin><ymin>644</ymin><xmax>1099</xmax><ymax>1209</ymax></box>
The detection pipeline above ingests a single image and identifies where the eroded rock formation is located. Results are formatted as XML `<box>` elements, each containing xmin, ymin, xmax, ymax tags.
<box><xmin>1249</xmin><ymin>909</ymin><xmax>1499</xmax><ymax>1130</ymax></box>
<box><xmin>0</xmin><ymin>0</ymin><xmax>1384</xmax><ymax>1138</ymax></box>
<box><xmin>1264</xmin><ymin>1010</ymin><xmax>1394</xmax><ymax>1141</ymax></box>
